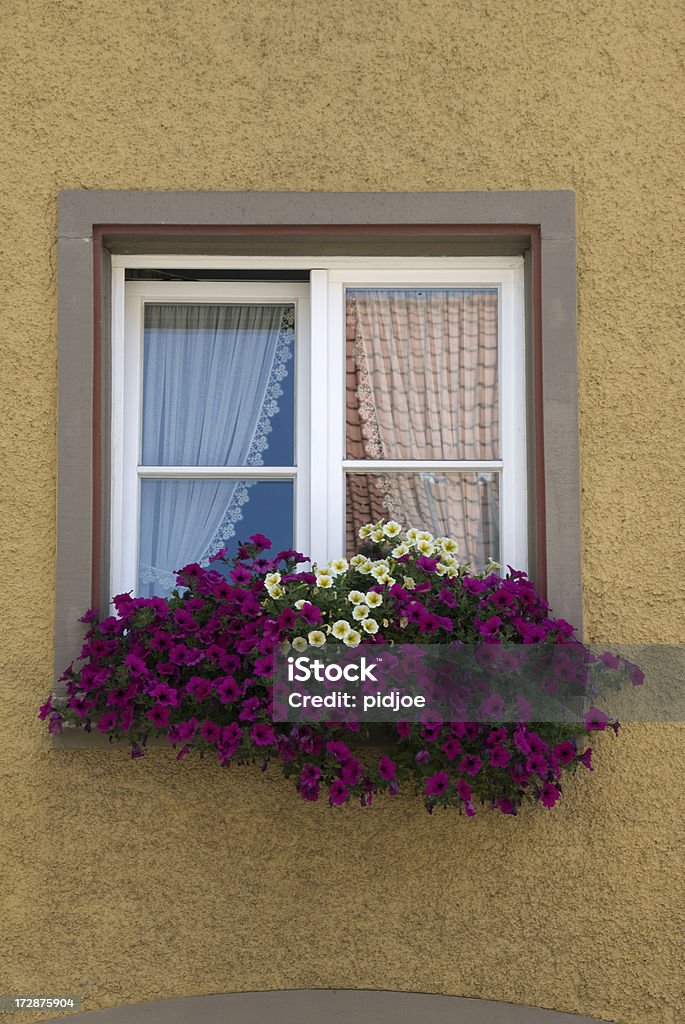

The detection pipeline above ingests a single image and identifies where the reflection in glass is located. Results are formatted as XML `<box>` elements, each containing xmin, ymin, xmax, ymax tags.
<box><xmin>346</xmin><ymin>472</ymin><xmax>499</xmax><ymax>568</ymax></box>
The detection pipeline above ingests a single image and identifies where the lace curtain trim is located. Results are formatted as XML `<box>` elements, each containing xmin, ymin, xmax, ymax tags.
<box><xmin>350</xmin><ymin>295</ymin><xmax>404</xmax><ymax>522</ymax></box>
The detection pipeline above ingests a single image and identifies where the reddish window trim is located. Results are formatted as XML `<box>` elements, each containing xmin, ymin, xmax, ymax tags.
<box><xmin>91</xmin><ymin>223</ymin><xmax>546</xmax><ymax>605</ymax></box>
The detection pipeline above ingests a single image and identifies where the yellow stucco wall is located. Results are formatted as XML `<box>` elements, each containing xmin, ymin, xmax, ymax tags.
<box><xmin>1</xmin><ymin>2</ymin><xmax>683</xmax><ymax>1023</ymax></box>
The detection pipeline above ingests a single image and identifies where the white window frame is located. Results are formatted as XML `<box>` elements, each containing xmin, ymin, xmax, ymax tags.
<box><xmin>111</xmin><ymin>256</ymin><xmax>526</xmax><ymax>598</ymax></box>
<box><xmin>112</xmin><ymin>280</ymin><xmax>310</xmax><ymax>599</ymax></box>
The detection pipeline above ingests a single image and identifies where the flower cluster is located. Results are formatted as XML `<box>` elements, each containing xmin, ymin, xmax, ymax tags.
<box><xmin>41</xmin><ymin>523</ymin><xmax>642</xmax><ymax>815</ymax></box>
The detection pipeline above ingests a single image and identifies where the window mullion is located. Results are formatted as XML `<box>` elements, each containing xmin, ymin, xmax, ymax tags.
<box><xmin>308</xmin><ymin>269</ymin><xmax>330</xmax><ymax>564</ymax></box>
<box><xmin>343</xmin><ymin>460</ymin><xmax>504</xmax><ymax>473</ymax></box>
<box><xmin>136</xmin><ymin>466</ymin><xmax>298</xmax><ymax>478</ymax></box>
<box><xmin>326</xmin><ymin>277</ymin><xmax>345</xmax><ymax>563</ymax></box>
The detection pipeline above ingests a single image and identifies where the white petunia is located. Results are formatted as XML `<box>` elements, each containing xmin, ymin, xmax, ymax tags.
<box><xmin>265</xmin><ymin>572</ymin><xmax>281</xmax><ymax>587</ymax></box>
<box><xmin>329</xmin><ymin>557</ymin><xmax>349</xmax><ymax>575</ymax></box>
<box><xmin>347</xmin><ymin>590</ymin><xmax>365</xmax><ymax>605</ymax></box>
<box><xmin>383</xmin><ymin>520</ymin><xmax>402</xmax><ymax>537</ymax></box>
<box><xmin>331</xmin><ymin>619</ymin><xmax>351</xmax><ymax>639</ymax></box>
<box><xmin>266</xmin><ymin>583</ymin><xmax>283</xmax><ymax>598</ymax></box>
<box><xmin>292</xmin><ymin>636</ymin><xmax>308</xmax><ymax>652</ymax></box>
<box><xmin>343</xmin><ymin>629</ymin><xmax>362</xmax><ymax>647</ymax></box>
<box><xmin>352</xmin><ymin>604</ymin><xmax>369</xmax><ymax>620</ymax></box>
<box><xmin>359</xmin><ymin>524</ymin><xmax>373</xmax><ymax>539</ymax></box>
<box><xmin>416</xmin><ymin>539</ymin><xmax>435</xmax><ymax>556</ymax></box>
<box><xmin>391</xmin><ymin>542</ymin><xmax>410</xmax><ymax>558</ymax></box>
<box><xmin>307</xmin><ymin>630</ymin><xmax>327</xmax><ymax>647</ymax></box>
<box><xmin>361</xmin><ymin>618</ymin><xmax>379</xmax><ymax>634</ymax></box>
<box><xmin>370</xmin><ymin>527</ymin><xmax>385</xmax><ymax>543</ymax></box>
<box><xmin>316</xmin><ymin>573</ymin><xmax>334</xmax><ymax>588</ymax></box>
<box><xmin>365</xmin><ymin>591</ymin><xmax>383</xmax><ymax>608</ymax></box>
<box><xmin>403</xmin><ymin>576</ymin><xmax>416</xmax><ymax>590</ymax></box>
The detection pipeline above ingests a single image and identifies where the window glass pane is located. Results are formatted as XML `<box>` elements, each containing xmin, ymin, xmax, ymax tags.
<box><xmin>142</xmin><ymin>303</ymin><xmax>294</xmax><ymax>467</ymax></box>
<box><xmin>346</xmin><ymin>471</ymin><xmax>499</xmax><ymax>568</ymax></box>
<box><xmin>138</xmin><ymin>478</ymin><xmax>294</xmax><ymax>598</ymax></box>
<box><xmin>346</xmin><ymin>288</ymin><xmax>498</xmax><ymax>461</ymax></box>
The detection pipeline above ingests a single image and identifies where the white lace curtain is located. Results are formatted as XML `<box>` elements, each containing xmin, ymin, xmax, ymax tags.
<box><xmin>138</xmin><ymin>303</ymin><xmax>293</xmax><ymax>597</ymax></box>
<box><xmin>345</xmin><ymin>288</ymin><xmax>500</xmax><ymax>564</ymax></box>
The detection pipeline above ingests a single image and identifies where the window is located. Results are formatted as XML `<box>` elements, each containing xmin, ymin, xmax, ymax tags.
<box><xmin>112</xmin><ymin>258</ymin><xmax>526</xmax><ymax>599</ymax></box>
<box><xmin>55</xmin><ymin>189</ymin><xmax>582</xmax><ymax>697</ymax></box>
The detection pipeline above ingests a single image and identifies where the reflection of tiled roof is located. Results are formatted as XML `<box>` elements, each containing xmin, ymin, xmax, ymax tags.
<box><xmin>345</xmin><ymin>289</ymin><xmax>499</xmax><ymax>564</ymax></box>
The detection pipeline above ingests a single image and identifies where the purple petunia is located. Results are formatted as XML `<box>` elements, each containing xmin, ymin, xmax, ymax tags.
<box><xmin>377</xmin><ymin>756</ymin><xmax>396</xmax><ymax>780</ymax></box>
<box><xmin>475</xmin><ymin>615</ymin><xmax>503</xmax><ymax>639</ymax></box>
<box><xmin>455</xmin><ymin>778</ymin><xmax>472</xmax><ymax>802</ymax></box>
<box><xmin>540</xmin><ymin>782</ymin><xmax>561</xmax><ymax>808</ymax></box>
<box><xmin>300</xmin><ymin>783</ymin><xmax>320</xmax><ymax>802</ymax></box>
<box><xmin>554</xmin><ymin>741</ymin><xmax>577</xmax><ymax>764</ymax></box>
<box><xmin>38</xmin><ymin>697</ymin><xmax>53</xmax><ymax>720</ymax></box>
<box><xmin>328</xmin><ymin>779</ymin><xmax>350</xmax><ymax>806</ymax></box>
<box><xmin>340</xmin><ymin>758</ymin><xmax>363</xmax><ymax>786</ymax></box>
<box><xmin>425</xmin><ymin>771</ymin><xmax>450</xmax><ymax>797</ymax></box>
<box><xmin>458</xmin><ymin>754</ymin><xmax>482</xmax><ymax>776</ymax></box>
<box><xmin>215</xmin><ymin>677</ymin><xmax>241</xmax><ymax>703</ymax></box>
<box><xmin>441</xmin><ymin>737</ymin><xmax>462</xmax><ymax>762</ymax></box>
<box><xmin>186</xmin><ymin>676</ymin><xmax>212</xmax><ymax>701</ymax></box>
<box><xmin>230</xmin><ymin>565</ymin><xmax>253</xmax><ymax>585</ymax></box>
<box><xmin>146</xmin><ymin>704</ymin><xmax>171</xmax><ymax>728</ymax></box>
<box><xmin>584</xmin><ymin>706</ymin><xmax>610</xmax><ymax>731</ymax></box>
<box><xmin>300</xmin><ymin>764</ymin><xmax>321</xmax><ymax>785</ymax></box>
<box><xmin>421</xmin><ymin>722</ymin><xmax>443</xmax><ymax>743</ymax></box>
<box><xmin>200</xmin><ymin>720</ymin><xmax>222</xmax><ymax>745</ymax></box>
<box><xmin>250</xmin><ymin>723</ymin><xmax>276</xmax><ymax>747</ymax></box>
<box><xmin>176</xmin><ymin>717</ymin><xmax>199</xmax><ymax>741</ymax></box>
<box><xmin>525</xmin><ymin>753</ymin><xmax>548</xmax><ymax>778</ymax></box>
<box><xmin>578</xmin><ymin>747</ymin><xmax>593</xmax><ymax>771</ymax></box>
<box><xmin>299</xmin><ymin>602</ymin><xmax>323</xmax><ymax>625</ymax></box>
<box><xmin>96</xmin><ymin>711</ymin><xmax>118</xmax><ymax>733</ymax></box>
<box><xmin>326</xmin><ymin>740</ymin><xmax>352</xmax><ymax>762</ymax></box>
<box><xmin>239</xmin><ymin>696</ymin><xmax>261</xmax><ymax>721</ymax></box>
<box><xmin>489</xmin><ymin>745</ymin><xmax>511</xmax><ymax>768</ymax></box>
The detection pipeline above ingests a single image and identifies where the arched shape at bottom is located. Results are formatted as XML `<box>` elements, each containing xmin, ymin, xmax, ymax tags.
<box><xmin>45</xmin><ymin>990</ymin><xmax>612</xmax><ymax>1024</ymax></box>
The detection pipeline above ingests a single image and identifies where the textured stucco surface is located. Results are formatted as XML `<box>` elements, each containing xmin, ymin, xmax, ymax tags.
<box><xmin>0</xmin><ymin>3</ymin><xmax>683</xmax><ymax>1024</ymax></box>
